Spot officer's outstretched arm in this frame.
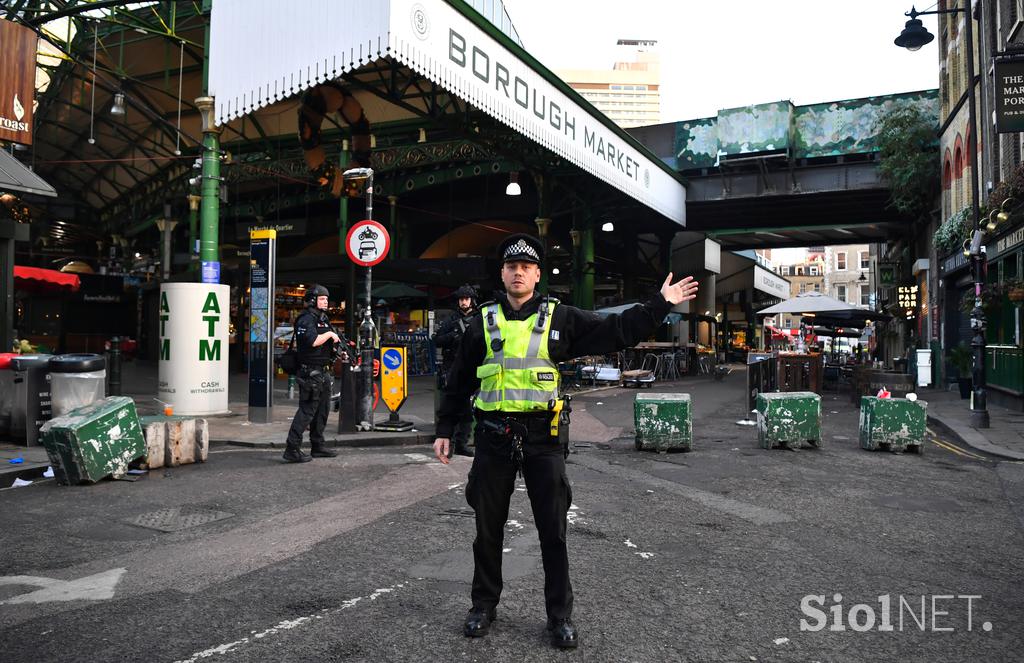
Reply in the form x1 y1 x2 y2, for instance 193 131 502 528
433 437 451 464
660 273 699 305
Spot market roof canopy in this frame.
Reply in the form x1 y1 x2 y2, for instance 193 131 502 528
207 0 686 225
13 265 80 294
757 291 868 316
0 150 57 198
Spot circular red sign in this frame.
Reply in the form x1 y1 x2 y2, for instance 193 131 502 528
345 220 391 267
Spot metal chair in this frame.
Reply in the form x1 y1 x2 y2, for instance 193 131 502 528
657 352 679 380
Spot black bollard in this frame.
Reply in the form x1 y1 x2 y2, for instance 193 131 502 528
338 357 358 433
107 336 122 396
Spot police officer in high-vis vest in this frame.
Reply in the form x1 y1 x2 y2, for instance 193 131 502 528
433 234 699 649
283 284 347 463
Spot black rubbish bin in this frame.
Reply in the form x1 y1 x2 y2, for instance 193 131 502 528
10 354 54 446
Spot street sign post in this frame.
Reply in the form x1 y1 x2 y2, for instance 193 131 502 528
375 345 414 431
345 220 390 267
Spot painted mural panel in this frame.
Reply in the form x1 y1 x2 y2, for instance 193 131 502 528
716 101 794 156
674 117 718 169
793 90 939 158
672 90 938 170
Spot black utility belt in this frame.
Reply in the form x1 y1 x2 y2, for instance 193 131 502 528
299 363 332 372
475 411 553 433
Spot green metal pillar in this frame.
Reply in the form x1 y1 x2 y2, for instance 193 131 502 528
187 193 199 271
388 195 400 259
572 210 595 310
536 217 552 292
338 143 356 336
533 172 552 292
195 96 220 283
622 233 638 302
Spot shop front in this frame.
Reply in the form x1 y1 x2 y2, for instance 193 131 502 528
983 226 1024 408
939 249 973 385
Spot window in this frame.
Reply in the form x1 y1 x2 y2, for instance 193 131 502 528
810 266 819 276
814 283 821 292
860 285 870 307
799 283 807 294
783 317 792 329
836 252 847 270
836 285 847 302
859 251 869 270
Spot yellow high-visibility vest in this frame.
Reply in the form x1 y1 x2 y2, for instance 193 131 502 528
474 300 559 412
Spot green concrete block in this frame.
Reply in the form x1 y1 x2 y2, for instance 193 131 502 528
756 392 821 450
858 396 927 453
39 396 145 485
634 393 692 452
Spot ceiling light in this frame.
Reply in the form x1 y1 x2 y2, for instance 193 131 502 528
506 171 521 196
601 222 614 232
552 268 560 275
110 91 126 116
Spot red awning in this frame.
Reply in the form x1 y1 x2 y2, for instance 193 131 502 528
13 266 81 294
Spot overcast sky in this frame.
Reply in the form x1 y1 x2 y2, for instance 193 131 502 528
504 0 941 263
504 0 941 124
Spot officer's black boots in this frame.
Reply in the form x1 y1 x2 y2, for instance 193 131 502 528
310 446 338 458
452 441 475 457
463 606 496 637
282 447 312 463
547 618 579 649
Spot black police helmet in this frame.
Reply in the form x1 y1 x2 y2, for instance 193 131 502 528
453 284 478 301
304 284 329 303
498 233 543 266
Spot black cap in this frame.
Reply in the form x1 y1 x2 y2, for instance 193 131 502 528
498 233 543 266
453 284 478 301
304 283 329 302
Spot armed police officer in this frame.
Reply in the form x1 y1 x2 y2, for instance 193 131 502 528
283 284 348 463
433 234 698 649
431 284 479 457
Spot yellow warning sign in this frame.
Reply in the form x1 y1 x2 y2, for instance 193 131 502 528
380 346 408 413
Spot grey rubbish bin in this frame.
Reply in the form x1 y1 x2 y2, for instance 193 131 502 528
10 354 53 446
49 354 107 418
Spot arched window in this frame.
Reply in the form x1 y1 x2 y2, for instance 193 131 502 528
942 152 953 219
954 141 964 212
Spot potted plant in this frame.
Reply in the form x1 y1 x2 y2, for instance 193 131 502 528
959 287 1002 313
949 343 973 399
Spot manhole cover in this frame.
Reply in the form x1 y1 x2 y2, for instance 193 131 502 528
127 506 234 532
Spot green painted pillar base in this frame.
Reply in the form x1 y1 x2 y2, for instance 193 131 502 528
196 96 221 284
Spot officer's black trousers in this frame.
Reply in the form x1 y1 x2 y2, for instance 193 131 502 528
465 423 573 620
285 367 332 449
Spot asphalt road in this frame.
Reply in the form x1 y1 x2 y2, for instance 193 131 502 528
1 370 1022 662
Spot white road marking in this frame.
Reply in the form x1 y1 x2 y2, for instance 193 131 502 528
173 581 413 663
0 568 125 604
574 454 793 526
403 453 430 463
